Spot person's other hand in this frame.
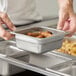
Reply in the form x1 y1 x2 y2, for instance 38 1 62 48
0 12 16 40
57 0 76 36
57 9 76 36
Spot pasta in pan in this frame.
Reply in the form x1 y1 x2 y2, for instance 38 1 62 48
57 39 76 56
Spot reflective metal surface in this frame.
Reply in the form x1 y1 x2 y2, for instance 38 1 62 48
46 60 76 76
0 40 70 76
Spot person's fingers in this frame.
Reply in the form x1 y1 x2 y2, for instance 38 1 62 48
0 23 14 40
67 17 76 36
62 21 70 31
57 11 68 30
57 17 65 30
0 12 16 31
0 18 4 24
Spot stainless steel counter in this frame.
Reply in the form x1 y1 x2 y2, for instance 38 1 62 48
0 19 74 76
0 40 70 76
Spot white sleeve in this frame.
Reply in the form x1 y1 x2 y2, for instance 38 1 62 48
0 0 7 12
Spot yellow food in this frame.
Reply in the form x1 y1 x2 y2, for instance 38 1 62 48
57 39 76 56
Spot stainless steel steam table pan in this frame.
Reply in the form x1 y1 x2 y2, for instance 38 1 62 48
52 35 76 60
46 60 76 76
13 26 65 54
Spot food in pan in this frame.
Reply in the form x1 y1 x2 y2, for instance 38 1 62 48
26 31 53 38
57 39 76 56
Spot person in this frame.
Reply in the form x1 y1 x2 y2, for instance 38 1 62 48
0 0 76 40
0 0 42 40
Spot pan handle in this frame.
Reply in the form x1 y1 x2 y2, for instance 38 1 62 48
65 31 70 36
10 31 16 35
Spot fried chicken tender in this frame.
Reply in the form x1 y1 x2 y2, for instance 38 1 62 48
26 31 52 38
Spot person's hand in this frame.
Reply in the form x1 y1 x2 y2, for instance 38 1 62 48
0 12 16 40
57 9 76 37
57 0 76 36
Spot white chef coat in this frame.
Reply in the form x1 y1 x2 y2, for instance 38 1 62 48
0 0 42 25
